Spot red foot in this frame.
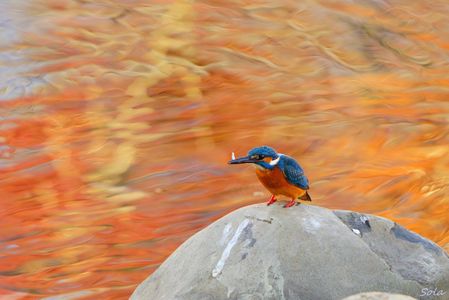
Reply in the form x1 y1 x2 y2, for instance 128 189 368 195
284 199 296 208
267 195 277 206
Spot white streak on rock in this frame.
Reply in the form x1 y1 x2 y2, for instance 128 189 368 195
310 218 321 229
352 228 361 235
212 219 250 278
302 216 321 233
219 223 232 246
232 152 236 160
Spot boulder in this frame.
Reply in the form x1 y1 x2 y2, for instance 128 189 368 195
131 203 449 300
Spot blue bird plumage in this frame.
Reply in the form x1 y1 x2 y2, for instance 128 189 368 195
278 155 310 190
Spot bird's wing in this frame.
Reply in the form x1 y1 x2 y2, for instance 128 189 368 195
280 155 310 190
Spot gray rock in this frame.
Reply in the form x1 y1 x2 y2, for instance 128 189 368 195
131 203 449 300
343 292 417 300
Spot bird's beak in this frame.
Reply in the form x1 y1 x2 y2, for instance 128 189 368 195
228 155 258 164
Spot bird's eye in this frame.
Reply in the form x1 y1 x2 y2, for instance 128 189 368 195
251 154 264 160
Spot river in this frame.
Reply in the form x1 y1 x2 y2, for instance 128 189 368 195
0 0 448 298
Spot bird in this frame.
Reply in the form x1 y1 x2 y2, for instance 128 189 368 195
228 146 311 208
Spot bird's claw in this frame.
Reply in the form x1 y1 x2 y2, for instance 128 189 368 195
267 195 277 206
283 199 296 208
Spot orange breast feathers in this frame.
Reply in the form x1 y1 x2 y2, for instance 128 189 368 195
255 165 306 199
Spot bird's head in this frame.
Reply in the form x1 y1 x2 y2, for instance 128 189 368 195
228 146 280 169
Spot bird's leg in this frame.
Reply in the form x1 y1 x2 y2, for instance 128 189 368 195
284 198 297 208
266 195 277 206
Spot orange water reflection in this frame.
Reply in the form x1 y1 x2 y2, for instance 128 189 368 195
0 0 448 299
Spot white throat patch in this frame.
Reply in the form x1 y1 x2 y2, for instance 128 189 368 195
269 154 282 166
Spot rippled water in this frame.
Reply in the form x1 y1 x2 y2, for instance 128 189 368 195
1 0 448 298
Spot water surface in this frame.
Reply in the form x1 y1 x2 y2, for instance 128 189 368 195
1 0 448 298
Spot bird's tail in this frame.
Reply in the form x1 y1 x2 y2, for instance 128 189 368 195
299 191 312 201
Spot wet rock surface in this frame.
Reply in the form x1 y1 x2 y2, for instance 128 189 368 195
131 203 449 300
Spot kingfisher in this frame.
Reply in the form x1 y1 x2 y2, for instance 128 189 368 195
228 146 311 208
